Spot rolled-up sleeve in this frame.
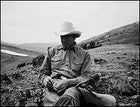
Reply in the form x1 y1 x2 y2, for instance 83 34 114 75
38 47 52 83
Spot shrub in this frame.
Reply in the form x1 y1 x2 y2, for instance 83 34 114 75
17 63 26 69
32 54 45 66
12 73 24 81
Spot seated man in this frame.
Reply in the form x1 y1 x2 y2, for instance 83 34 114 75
38 21 116 106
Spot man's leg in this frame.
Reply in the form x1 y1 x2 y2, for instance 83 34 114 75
54 87 80 106
77 87 116 106
43 88 60 106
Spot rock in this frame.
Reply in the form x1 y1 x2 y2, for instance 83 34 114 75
19 98 27 106
25 102 38 107
17 62 26 69
1 88 9 94
12 73 24 81
94 58 107 65
25 89 32 98
132 95 140 103
119 103 125 106
136 103 140 106
1 74 12 84
119 103 133 106
113 80 137 96
128 64 137 70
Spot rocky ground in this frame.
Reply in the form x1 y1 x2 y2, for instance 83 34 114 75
89 44 139 106
1 44 139 106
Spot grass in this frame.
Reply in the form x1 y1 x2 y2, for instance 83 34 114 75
1 44 139 106
1 53 34 73
88 44 139 72
88 44 139 106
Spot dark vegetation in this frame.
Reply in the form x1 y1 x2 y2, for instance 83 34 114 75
32 54 45 66
1 55 45 106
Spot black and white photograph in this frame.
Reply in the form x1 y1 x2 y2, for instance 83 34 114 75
1 1 139 106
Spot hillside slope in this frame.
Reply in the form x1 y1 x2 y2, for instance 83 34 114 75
79 21 139 49
1 43 41 72
17 42 59 53
87 44 139 106
1 43 40 57
1 44 139 106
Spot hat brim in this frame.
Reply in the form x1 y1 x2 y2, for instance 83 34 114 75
55 31 82 38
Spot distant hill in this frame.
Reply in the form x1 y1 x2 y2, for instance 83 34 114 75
1 43 40 57
1 41 60 53
1 42 59 72
1 41 18 46
17 42 60 53
79 21 139 49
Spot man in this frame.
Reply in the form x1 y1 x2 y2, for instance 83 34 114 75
39 22 116 106
39 21 92 106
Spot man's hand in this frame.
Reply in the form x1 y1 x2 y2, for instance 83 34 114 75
43 76 53 89
53 79 69 94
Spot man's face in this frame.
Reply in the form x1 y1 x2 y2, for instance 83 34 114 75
60 34 75 49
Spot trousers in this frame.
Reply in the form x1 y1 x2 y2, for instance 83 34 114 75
43 87 80 106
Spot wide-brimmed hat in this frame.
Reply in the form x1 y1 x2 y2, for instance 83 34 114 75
55 21 82 38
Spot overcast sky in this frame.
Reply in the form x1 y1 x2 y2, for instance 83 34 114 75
1 1 139 44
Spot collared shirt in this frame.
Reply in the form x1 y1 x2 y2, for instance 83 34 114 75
39 44 92 83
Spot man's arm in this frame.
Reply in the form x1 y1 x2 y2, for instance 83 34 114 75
64 51 92 87
38 47 52 84
77 51 92 83
52 51 92 93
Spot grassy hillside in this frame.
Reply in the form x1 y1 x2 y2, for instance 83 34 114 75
88 44 139 73
79 21 139 49
1 43 42 72
1 53 33 73
1 44 139 106
87 44 139 106
17 42 59 53
1 43 41 56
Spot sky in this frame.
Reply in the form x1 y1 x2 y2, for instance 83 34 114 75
1 1 139 44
